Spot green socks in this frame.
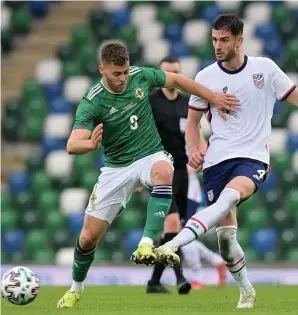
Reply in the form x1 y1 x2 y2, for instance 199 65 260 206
72 239 96 282
143 185 173 240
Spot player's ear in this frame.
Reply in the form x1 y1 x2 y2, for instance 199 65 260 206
98 64 104 75
237 35 243 47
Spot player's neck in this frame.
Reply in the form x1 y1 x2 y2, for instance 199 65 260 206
101 77 122 94
162 88 179 101
222 53 245 71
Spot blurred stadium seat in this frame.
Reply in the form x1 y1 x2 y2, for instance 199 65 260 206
1 0 297 265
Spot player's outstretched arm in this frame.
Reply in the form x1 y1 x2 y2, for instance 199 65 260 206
186 110 205 169
199 129 208 153
285 87 298 108
66 124 103 154
163 72 240 116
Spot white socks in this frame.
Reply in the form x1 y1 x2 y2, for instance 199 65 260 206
166 188 240 251
139 237 153 245
217 226 253 292
71 280 84 293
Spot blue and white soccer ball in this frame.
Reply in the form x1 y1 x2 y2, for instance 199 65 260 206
1 266 40 305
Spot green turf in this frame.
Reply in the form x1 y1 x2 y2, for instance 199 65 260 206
2 285 298 315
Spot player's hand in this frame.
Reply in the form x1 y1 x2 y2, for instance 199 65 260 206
134 186 144 193
188 150 205 169
90 123 103 150
212 93 240 119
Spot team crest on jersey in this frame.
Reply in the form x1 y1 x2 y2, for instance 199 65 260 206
252 73 264 89
222 86 230 113
207 190 214 202
135 87 144 99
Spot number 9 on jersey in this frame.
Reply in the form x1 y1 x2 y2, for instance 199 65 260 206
130 115 138 130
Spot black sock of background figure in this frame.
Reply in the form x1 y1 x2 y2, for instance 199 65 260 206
149 236 166 284
163 233 185 283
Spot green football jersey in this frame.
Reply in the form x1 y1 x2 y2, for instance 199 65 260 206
73 66 166 167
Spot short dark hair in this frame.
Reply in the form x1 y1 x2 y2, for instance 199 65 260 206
160 56 180 65
100 41 129 66
212 14 244 36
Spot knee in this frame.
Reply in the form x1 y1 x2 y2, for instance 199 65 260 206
79 230 99 250
216 227 237 262
226 177 256 200
218 208 238 227
151 162 173 185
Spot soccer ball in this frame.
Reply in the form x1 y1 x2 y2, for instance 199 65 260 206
1 266 40 305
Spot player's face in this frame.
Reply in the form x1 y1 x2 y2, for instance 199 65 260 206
212 29 242 62
160 61 180 91
99 62 130 93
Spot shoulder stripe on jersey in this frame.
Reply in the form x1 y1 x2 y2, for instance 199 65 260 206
130 66 140 71
129 69 141 76
129 69 141 74
87 87 103 100
87 86 102 100
280 84 296 102
87 84 101 99
188 104 208 111
87 83 101 94
129 66 140 72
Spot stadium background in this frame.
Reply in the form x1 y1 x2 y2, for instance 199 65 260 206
1 0 298 286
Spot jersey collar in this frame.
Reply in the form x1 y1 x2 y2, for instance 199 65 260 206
100 78 127 94
217 55 248 75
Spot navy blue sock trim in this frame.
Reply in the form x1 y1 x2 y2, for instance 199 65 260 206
76 239 96 256
229 263 246 274
151 193 172 199
151 185 172 199
185 226 198 239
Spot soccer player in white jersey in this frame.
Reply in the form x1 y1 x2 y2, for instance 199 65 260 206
154 14 298 308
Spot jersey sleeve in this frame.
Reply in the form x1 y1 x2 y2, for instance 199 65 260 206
141 67 167 88
267 58 296 101
188 72 209 111
72 97 97 131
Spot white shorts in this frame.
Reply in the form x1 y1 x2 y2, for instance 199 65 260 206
85 151 173 224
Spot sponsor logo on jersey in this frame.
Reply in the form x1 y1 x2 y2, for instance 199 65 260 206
135 87 144 99
207 190 214 202
252 73 264 89
109 107 118 115
154 211 166 217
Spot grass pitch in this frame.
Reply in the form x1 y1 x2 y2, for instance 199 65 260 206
2 285 298 315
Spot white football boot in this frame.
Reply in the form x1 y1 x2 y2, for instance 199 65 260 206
237 287 256 308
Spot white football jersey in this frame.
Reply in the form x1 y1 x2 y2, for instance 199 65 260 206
189 55 296 169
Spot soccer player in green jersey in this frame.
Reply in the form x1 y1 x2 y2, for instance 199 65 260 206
57 42 239 308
